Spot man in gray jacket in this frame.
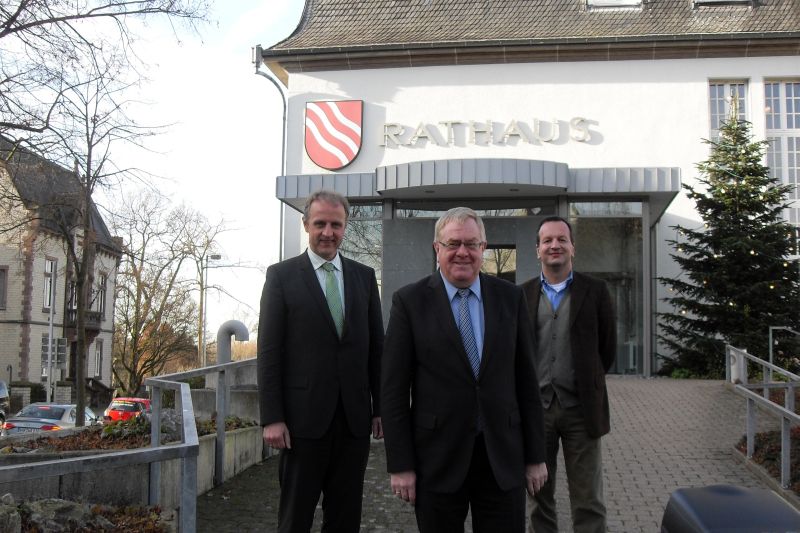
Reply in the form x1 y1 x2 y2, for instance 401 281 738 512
522 216 616 533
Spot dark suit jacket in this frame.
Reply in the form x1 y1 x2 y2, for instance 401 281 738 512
521 271 616 438
257 252 383 439
381 272 545 493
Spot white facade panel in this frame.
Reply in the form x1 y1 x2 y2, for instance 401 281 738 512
282 56 797 246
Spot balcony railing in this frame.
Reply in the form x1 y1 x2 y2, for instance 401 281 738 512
66 310 102 330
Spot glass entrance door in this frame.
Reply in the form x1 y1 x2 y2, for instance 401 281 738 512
569 209 643 374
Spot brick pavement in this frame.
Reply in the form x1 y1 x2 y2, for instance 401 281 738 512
197 377 782 532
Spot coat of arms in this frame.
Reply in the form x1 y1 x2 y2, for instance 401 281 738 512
304 100 363 170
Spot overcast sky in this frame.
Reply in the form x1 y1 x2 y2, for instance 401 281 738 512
112 0 306 338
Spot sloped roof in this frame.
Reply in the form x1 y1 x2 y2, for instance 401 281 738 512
0 137 120 255
261 0 800 70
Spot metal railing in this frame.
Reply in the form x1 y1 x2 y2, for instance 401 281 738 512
66 309 102 329
726 344 800 488
0 320 251 532
0 378 199 530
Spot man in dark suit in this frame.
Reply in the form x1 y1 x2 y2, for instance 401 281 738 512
257 190 383 533
522 215 616 533
381 207 548 533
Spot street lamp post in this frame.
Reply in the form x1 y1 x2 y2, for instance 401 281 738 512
201 254 222 367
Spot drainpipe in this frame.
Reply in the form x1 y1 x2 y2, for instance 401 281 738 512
214 319 249 486
216 320 250 364
253 45 287 262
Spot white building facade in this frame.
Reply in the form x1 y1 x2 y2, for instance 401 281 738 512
258 0 800 376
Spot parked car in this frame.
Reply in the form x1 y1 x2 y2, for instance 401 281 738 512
103 397 151 423
0 381 9 424
1 402 100 435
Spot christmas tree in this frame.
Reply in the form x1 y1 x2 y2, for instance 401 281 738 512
659 103 800 378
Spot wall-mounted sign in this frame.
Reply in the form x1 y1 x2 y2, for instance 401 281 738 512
305 100 363 170
381 118 593 147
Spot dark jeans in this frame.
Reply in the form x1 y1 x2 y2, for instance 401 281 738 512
529 398 606 533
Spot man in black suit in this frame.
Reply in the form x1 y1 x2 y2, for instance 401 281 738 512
381 206 548 533
257 190 383 533
522 216 616 533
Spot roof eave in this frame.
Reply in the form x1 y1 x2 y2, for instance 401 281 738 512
260 33 800 71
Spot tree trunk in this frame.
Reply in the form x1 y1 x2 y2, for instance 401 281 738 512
74 187 96 426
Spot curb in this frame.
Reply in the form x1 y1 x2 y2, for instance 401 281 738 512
732 447 800 511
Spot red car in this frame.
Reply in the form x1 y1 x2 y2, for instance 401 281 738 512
103 397 151 423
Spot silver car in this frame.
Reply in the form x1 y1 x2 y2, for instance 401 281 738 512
1 402 100 435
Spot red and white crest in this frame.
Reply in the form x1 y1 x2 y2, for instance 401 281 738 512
304 100 363 170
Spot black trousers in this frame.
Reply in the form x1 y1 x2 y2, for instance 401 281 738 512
277 401 370 533
414 434 526 533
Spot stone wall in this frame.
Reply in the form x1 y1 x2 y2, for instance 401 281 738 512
53 385 71 404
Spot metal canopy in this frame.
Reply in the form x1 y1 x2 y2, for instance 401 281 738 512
276 158 680 224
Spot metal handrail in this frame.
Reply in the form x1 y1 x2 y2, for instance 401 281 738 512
0 320 250 533
768 326 800 384
0 379 198 531
727 344 800 489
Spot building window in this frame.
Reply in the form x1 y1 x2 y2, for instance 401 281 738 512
695 0 750 5
765 81 800 225
67 280 77 310
94 339 103 378
587 0 640 7
341 203 383 285
41 334 67 379
43 258 56 310
709 81 747 140
92 273 107 316
570 202 643 217
0 266 7 310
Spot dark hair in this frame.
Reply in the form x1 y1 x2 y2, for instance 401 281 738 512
536 216 573 245
302 190 350 222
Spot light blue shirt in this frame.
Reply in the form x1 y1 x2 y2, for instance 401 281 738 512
541 270 573 312
308 249 345 314
440 272 484 357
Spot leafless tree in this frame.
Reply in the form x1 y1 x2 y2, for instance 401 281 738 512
0 0 209 140
340 205 382 273
44 49 161 424
482 247 516 281
1 1 211 425
111 190 221 395
182 211 226 366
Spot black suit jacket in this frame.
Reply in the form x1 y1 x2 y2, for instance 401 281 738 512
257 252 383 439
381 272 546 493
521 271 616 438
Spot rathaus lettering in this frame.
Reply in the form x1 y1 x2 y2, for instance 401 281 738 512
381 118 593 147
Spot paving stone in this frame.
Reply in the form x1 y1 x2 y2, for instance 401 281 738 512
197 377 784 532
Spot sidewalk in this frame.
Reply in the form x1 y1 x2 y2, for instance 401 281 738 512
197 377 782 532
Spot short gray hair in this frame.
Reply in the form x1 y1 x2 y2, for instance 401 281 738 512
434 207 486 243
302 190 350 222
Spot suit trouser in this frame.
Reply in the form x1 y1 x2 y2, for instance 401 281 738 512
277 401 370 533
529 398 606 533
415 434 526 533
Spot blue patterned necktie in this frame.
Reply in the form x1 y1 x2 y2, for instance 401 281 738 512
457 288 480 378
322 262 344 338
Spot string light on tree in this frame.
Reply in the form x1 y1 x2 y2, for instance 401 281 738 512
658 93 799 377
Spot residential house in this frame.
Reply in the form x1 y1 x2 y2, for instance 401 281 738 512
0 137 121 403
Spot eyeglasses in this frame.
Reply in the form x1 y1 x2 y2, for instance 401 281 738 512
437 240 484 251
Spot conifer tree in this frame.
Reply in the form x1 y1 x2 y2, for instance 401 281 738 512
659 105 800 378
